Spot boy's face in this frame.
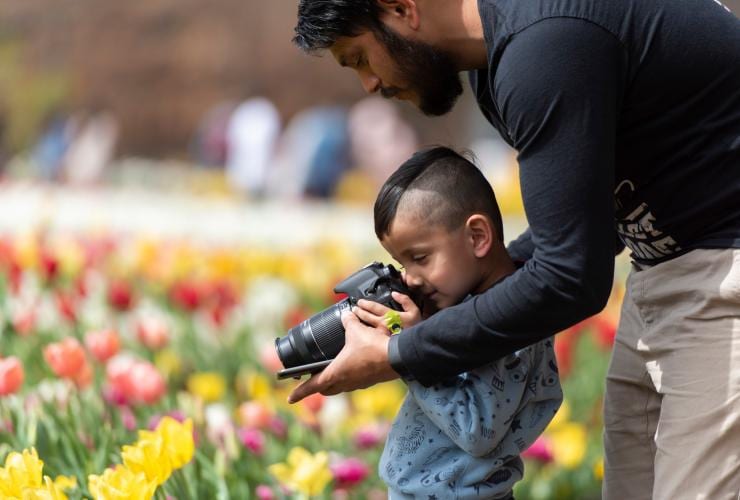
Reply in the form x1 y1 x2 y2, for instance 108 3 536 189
380 210 483 310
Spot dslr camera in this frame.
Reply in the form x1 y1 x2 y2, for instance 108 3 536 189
275 262 411 379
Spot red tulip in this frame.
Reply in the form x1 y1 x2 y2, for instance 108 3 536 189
0 356 24 396
108 280 135 312
237 427 266 455
170 280 202 311
55 291 78 324
85 329 121 362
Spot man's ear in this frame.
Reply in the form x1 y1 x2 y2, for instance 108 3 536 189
376 0 420 30
465 214 494 258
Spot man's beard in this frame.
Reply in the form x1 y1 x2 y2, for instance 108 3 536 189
376 25 463 116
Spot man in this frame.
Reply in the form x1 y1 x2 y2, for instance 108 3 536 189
290 1 740 498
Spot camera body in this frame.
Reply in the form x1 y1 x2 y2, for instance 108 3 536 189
275 262 410 379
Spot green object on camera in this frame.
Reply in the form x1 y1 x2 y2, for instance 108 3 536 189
384 310 403 334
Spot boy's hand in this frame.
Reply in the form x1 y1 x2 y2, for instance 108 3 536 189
354 291 421 331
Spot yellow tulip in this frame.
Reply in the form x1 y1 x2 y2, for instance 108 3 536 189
546 401 571 431
0 447 44 497
187 372 227 402
88 465 157 500
350 382 405 421
17 476 70 500
122 434 172 485
593 457 604 480
268 447 333 497
153 417 195 470
548 422 588 469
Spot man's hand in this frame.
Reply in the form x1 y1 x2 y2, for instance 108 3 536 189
287 310 400 404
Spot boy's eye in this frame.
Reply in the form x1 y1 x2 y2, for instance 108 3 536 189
412 255 427 264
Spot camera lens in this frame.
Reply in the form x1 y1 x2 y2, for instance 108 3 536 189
275 298 352 368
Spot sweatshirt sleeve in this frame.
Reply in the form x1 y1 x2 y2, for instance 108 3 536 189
403 366 522 457
391 18 626 385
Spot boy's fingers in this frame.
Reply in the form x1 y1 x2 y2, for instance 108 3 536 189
391 291 415 311
352 306 381 326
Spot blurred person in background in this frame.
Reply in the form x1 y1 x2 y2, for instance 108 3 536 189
191 101 236 168
225 96 281 199
290 1 740 499
63 106 119 186
32 107 75 182
267 105 351 199
347 96 417 188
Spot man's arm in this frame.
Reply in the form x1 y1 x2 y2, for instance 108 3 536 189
506 228 534 264
393 18 626 385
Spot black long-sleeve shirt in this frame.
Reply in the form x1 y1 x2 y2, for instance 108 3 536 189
390 0 740 385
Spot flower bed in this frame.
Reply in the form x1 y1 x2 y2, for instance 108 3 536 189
0 230 626 499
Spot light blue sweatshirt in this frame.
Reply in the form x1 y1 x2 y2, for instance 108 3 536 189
380 338 562 499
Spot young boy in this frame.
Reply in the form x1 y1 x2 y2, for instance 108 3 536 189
354 146 563 499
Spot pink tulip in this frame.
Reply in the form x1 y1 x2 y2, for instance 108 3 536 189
330 457 370 488
0 356 24 396
522 436 554 463
44 338 87 379
127 361 166 404
255 485 275 500
106 355 166 405
136 317 170 350
237 427 265 455
85 329 121 363
11 308 36 337
353 425 385 449
237 401 273 430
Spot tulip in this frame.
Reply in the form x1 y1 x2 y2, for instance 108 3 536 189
330 457 369 489
522 436 554 463
255 484 276 500
55 290 78 324
44 338 87 379
107 280 135 312
187 372 226 402
268 447 333 497
237 401 273 430
11 308 36 337
136 316 170 350
0 356 24 396
237 427 266 455
127 361 167 404
88 465 157 500
169 280 202 311
85 329 121 363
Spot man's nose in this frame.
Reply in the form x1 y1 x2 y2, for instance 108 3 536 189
358 69 381 94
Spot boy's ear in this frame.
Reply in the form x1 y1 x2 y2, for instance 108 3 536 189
465 214 494 258
376 0 420 30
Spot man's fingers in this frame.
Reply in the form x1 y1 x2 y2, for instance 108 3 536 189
288 371 330 403
356 299 390 315
352 307 382 327
340 309 360 328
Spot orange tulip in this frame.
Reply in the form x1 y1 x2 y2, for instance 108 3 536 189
44 338 87 379
85 329 121 363
0 356 24 396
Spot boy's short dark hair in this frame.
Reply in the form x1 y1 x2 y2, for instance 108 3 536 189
374 146 505 242
294 0 383 53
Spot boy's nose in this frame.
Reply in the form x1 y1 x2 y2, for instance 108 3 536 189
402 270 423 289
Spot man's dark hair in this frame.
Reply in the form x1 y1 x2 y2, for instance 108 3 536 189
374 146 505 242
294 0 383 53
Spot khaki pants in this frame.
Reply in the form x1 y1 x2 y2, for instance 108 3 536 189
603 249 740 500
